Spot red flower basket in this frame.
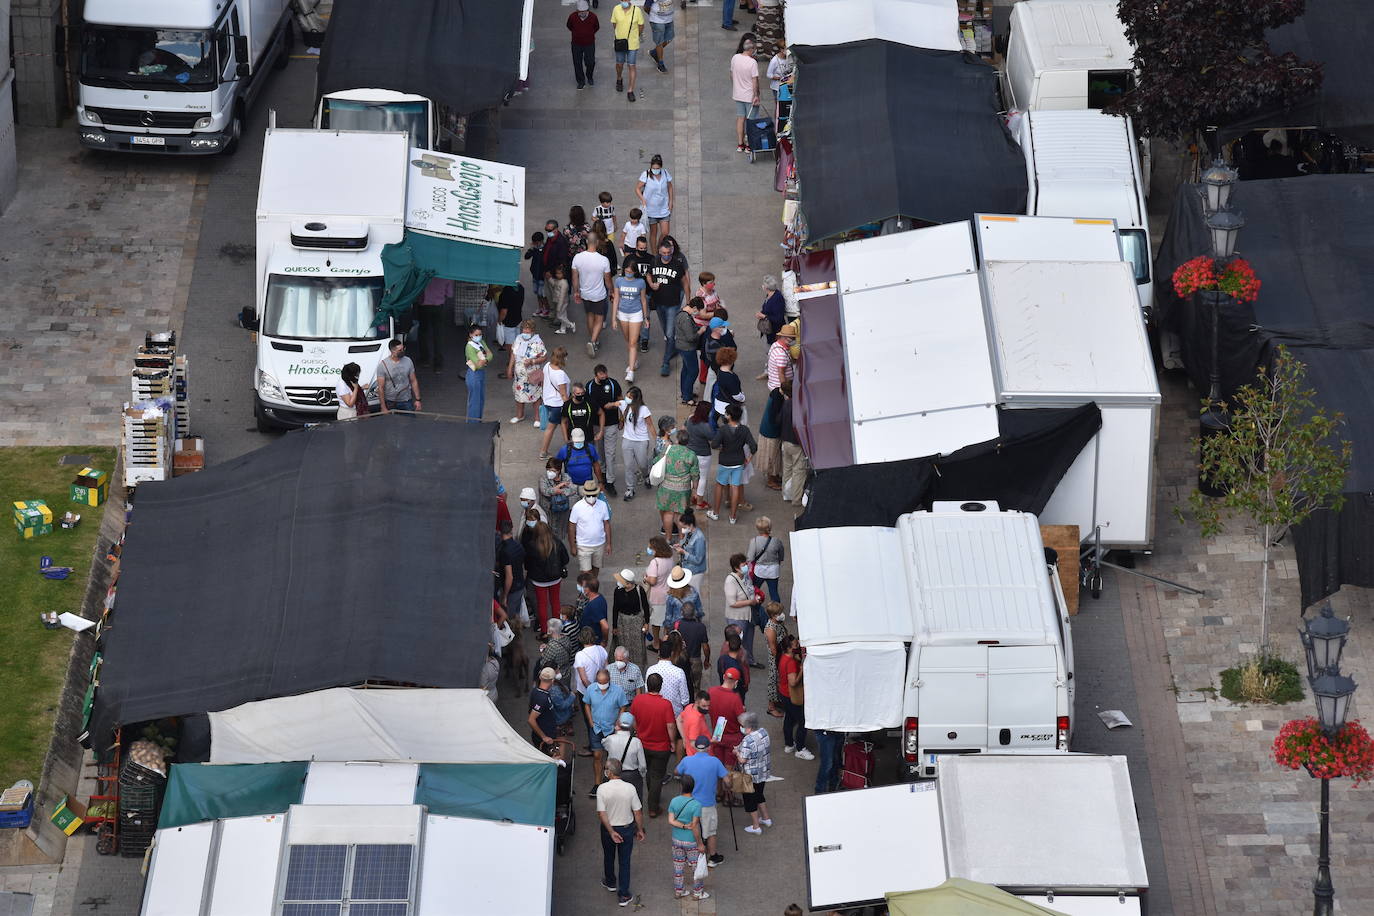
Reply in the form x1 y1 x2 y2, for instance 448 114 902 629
1172 255 1262 303
1273 718 1374 785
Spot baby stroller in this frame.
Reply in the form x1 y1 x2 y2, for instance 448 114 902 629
551 740 577 854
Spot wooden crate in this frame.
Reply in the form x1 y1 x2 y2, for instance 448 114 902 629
1040 524 1081 617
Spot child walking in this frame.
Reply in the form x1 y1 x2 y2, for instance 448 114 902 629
525 232 548 317
548 264 574 335
593 191 617 242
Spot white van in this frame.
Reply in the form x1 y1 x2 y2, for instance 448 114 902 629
791 501 1075 781
251 128 408 430
1018 109 1152 314
1001 0 1134 112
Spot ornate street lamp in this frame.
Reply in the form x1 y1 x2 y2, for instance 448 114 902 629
1199 158 1239 216
1206 207 1246 262
1299 608 1357 916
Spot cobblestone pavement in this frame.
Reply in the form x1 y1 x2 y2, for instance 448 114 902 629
0 130 200 448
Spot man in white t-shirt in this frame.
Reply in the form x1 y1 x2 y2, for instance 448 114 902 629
574 628 610 756
569 479 613 576
572 246 613 359
647 0 675 73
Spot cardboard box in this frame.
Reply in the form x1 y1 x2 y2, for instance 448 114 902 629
70 467 109 507
14 500 53 536
17 522 54 539
49 795 86 836
173 437 205 472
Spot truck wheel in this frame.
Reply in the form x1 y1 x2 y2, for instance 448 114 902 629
254 402 273 433
222 110 243 155
274 22 293 70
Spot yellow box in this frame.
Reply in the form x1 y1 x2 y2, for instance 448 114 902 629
70 468 109 507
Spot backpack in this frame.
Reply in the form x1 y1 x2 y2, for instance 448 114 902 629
550 484 570 513
840 739 875 790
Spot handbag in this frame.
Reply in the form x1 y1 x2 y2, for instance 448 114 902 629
492 619 515 649
528 365 545 386
614 37 629 52
757 314 773 336
649 449 669 486
728 769 755 795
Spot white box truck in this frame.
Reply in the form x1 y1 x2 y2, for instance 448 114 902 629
804 754 1149 913
76 0 293 154
1001 0 1134 112
315 89 455 153
1018 109 1153 315
791 501 1075 781
251 128 408 431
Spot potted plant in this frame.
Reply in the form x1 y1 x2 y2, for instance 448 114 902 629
1171 254 1262 303
1274 718 1374 786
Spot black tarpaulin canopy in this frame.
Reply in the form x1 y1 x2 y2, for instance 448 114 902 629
791 41 1027 243
317 0 529 115
1154 174 1374 607
89 416 498 748
1217 0 1374 146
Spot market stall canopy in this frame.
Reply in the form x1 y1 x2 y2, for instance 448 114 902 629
317 0 534 114
1154 174 1374 607
1217 0 1374 146
88 416 498 749
379 151 526 318
785 0 961 52
887 879 1067 916
209 688 551 765
791 41 1026 243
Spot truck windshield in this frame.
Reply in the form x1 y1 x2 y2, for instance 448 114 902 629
320 98 431 148
81 26 216 89
1119 229 1150 285
263 276 387 340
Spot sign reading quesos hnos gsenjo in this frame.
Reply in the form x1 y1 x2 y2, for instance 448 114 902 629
405 147 526 249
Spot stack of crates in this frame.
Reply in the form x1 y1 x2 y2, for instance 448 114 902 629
132 332 190 440
172 355 191 439
116 758 164 858
124 332 190 488
122 402 172 487
13 500 53 538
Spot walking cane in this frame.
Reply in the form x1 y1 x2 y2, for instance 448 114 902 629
726 770 740 852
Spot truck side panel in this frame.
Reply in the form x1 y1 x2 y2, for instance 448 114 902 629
247 0 290 68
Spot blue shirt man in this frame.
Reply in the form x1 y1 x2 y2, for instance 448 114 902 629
585 673 630 739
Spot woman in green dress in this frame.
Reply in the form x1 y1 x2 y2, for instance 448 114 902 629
656 429 700 539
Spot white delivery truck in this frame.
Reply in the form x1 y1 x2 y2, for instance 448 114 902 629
76 0 292 154
792 501 1075 781
804 754 1149 913
250 128 408 431
1018 109 1153 315
1001 0 1134 112
315 89 453 152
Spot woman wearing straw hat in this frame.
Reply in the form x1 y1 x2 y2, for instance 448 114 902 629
613 568 652 671
664 566 702 630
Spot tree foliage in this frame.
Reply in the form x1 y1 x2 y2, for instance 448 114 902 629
1114 0 1324 141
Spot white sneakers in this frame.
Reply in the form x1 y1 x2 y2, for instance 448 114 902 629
783 745 794 754
744 825 762 835
795 748 815 761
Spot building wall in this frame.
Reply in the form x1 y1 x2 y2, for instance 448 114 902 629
11 0 66 128
1 0 18 213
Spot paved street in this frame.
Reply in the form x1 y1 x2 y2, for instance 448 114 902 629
2 1 1372 915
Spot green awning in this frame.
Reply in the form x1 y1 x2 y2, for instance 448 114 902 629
416 763 556 827
159 762 308 829
378 230 520 324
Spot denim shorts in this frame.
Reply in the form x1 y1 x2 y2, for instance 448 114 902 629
735 100 756 118
588 727 607 752
615 48 638 65
716 463 744 486
651 21 675 44
541 403 562 427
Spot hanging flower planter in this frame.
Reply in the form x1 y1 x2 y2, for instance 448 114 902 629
1273 718 1374 785
1172 255 1262 303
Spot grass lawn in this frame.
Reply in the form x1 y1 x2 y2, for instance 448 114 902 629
0 446 116 791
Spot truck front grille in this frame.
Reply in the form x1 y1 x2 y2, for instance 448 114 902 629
88 107 203 129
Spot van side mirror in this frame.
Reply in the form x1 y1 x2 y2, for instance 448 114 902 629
234 35 249 63
238 306 259 331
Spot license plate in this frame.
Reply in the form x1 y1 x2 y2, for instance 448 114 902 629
131 135 165 146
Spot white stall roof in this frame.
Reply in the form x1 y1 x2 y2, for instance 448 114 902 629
791 526 915 645
803 642 908 731
900 508 1058 644
984 260 1159 398
209 687 552 765
141 815 287 916
975 213 1124 263
420 814 553 914
805 782 946 910
941 755 1149 890
1019 896 1143 916
301 762 420 806
836 223 999 463
258 128 408 220
786 0 961 52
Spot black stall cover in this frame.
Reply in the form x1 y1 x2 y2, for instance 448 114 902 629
791 41 1026 243
89 416 498 749
1218 0 1374 147
1154 175 1374 607
797 404 1101 531
317 0 527 114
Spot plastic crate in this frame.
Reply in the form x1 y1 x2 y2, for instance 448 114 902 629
0 795 35 829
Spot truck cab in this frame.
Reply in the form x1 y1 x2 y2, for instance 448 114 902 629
252 129 408 430
314 88 467 153
76 0 292 154
1001 0 1135 112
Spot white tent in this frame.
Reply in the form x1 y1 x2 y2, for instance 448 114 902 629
785 0 962 52
208 686 549 764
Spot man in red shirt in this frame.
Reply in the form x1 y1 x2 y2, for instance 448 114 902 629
566 1 601 91
628 671 679 816
707 667 746 768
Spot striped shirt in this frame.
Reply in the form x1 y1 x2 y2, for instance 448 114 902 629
766 339 793 391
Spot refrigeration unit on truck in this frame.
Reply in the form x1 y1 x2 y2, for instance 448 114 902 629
1018 109 1153 314
804 754 1149 913
76 0 293 154
791 501 1075 781
250 128 408 430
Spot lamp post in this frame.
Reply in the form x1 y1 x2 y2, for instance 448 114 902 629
1199 158 1239 216
1196 171 1244 495
1298 605 1357 916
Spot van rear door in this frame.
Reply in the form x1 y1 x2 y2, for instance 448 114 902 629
986 645 1059 749
915 646 989 766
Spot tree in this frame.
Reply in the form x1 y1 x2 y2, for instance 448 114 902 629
1184 346 1350 653
1114 0 1323 142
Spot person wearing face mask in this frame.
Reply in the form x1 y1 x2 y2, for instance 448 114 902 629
566 0 600 90
612 569 652 671
539 459 574 540
645 237 689 377
517 487 549 526
569 479 613 577
509 319 548 424
636 155 675 257
611 261 648 381
730 36 761 149
586 364 624 498
522 515 570 636
608 643 646 697
464 324 493 422
674 511 708 578
495 519 527 627
618 386 653 500
561 383 598 446
610 0 646 103
656 429 699 540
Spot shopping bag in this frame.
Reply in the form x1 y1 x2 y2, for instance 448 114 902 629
649 451 668 487
693 849 709 881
